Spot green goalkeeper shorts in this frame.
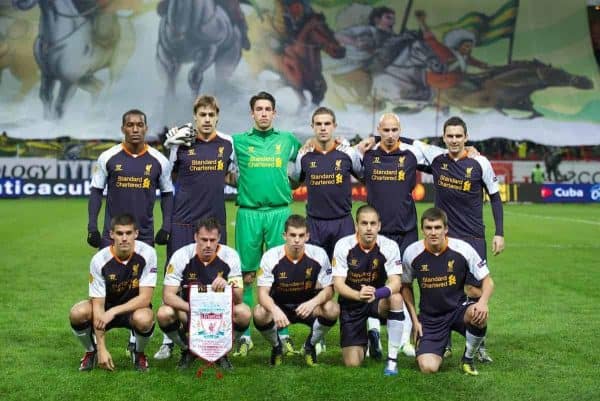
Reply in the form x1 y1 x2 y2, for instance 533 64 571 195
235 206 290 273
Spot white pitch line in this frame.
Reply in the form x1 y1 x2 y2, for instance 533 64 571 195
505 211 600 226
508 243 600 249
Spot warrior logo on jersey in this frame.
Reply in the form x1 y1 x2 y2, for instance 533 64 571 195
305 267 313 279
335 160 342 171
188 148 196 156
275 144 281 154
218 147 224 158
144 164 152 176
373 156 381 164
448 274 456 286
447 260 454 272
441 163 448 171
109 274 117 281
465 167 473 178
310 161 317 168
132 264 139 276
115 164 123 172
398 156 405 167
349 258 358 267
279 272 288 280
462 180 471 191
420 264 429 272
188 272 197 280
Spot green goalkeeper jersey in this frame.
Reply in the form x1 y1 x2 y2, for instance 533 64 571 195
233 128 301 208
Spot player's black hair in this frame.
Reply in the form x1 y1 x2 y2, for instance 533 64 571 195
311 106 337 124
368 6 395 26
420 207 448 228
355 204 380 222
284 214 307 232
121 109 147 126
110 213 138 230
250 91 276 110
443 116 467 135
194 217 222 235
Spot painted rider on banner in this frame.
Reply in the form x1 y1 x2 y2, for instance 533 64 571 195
415 10 491 91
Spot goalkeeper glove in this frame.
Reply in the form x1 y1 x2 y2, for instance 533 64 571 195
87 230 102 248
155 228 170 245
164 123 196 147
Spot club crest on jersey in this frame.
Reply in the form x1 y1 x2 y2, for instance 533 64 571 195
144 164 152 176
447 260 454 272
115 164 123 172
132 264 139 276
465 167 473 178
188 148 196 156
309 161 317 169
441 163 448 171
420 264 429 272
335 160 342 171
398 156 405 166
218 146 224 158
371 259 379 269
305 267 313 279
278 271 288 280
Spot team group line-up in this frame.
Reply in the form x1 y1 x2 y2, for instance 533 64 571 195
70 91 504 376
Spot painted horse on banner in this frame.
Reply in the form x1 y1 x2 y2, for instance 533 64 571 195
371 32 445 109
12 0 122 119
437 59 594 118
156 0 242 98
246 12 345 108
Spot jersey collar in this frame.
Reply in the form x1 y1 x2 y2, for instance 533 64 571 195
197 245 221 266
110 246 134 264
121 143 148 157
424 237 448 255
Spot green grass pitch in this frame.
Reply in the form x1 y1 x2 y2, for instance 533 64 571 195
0 199 598 401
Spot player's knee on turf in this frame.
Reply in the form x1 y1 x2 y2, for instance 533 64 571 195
252 304 271 325
69 300 92 325
131 308 154 332
342 346 365 367
417 354 442 374
243 271 256 285
234 303 252 326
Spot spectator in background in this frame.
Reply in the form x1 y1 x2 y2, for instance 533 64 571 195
544 149 563 182
531 163 545 184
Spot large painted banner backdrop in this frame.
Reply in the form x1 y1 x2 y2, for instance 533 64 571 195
0 0 598 145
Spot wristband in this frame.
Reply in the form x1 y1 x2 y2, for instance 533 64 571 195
374 286 391 300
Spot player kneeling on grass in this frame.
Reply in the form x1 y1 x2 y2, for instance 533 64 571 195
401 208 494 376
156 218 251 371
253 215 339 367
332 205 406 376
69 214 157 372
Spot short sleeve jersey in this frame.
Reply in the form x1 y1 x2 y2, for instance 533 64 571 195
163 243 242 300
169 131 234 226
402 238 490 316
362 142 427 234
412 140 500 238
90 144 173 242
232 128 301 208
333 234 402 308
257 244 332 304
89 240 157 309
295 142 362 219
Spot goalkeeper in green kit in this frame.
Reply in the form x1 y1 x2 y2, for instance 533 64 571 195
231 91 302 356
